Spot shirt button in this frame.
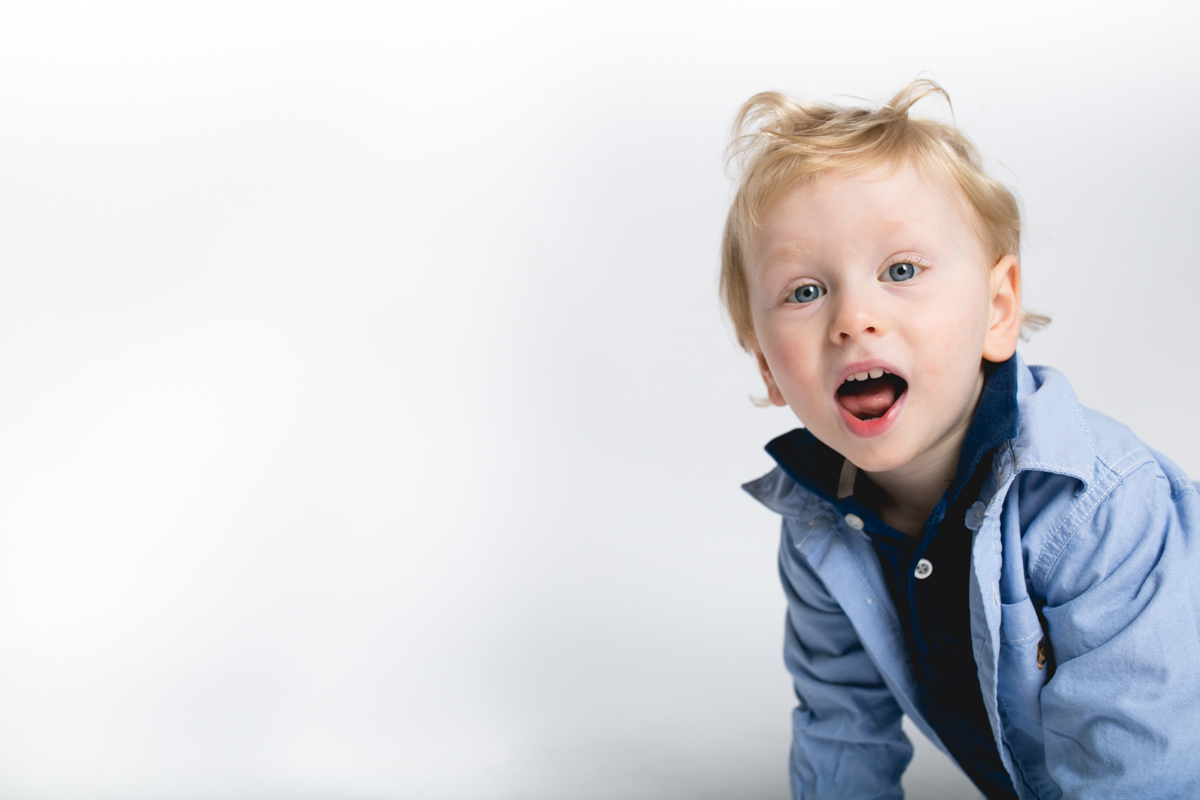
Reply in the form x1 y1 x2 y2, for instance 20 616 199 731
844 513 865 530
914 558 933 580
965 501 987 531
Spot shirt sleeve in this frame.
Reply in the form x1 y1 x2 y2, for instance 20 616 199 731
778 524 912 799
1033 461 1200 798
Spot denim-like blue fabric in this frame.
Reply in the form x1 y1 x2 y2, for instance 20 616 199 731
764 357 1020 797
744 356 1200 800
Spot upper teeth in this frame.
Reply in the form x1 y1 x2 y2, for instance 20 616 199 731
846 368 888 382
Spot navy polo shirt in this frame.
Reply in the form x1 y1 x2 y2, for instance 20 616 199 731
765 357 1019 799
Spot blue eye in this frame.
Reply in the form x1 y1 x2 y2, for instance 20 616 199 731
885 261 920 282
789 284 825 304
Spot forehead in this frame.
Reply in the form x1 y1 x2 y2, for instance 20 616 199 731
752 161 981 267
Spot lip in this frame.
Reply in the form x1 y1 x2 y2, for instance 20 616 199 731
834 359 907 439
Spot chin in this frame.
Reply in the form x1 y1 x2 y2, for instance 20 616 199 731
842 441 914 475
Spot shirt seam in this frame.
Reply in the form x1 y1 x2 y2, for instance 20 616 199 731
1169 475 1197 499
999 624 1042 644
1035 451 1155 587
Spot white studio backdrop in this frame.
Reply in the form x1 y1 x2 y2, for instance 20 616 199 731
0 2 1196 798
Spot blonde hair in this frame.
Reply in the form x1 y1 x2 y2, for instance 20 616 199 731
720 79 1048 351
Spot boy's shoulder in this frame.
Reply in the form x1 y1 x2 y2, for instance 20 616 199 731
1013 360 1192 497
1007 359 1198 602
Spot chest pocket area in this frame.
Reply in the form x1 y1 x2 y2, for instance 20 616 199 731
997 597 1061 799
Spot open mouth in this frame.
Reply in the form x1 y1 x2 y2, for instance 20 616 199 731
836 369 908 421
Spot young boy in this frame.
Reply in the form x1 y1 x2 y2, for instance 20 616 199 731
724 81 1200 799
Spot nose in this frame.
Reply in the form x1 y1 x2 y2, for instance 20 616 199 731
829 283 884 345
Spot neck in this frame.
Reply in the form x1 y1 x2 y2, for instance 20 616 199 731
863 370 984 537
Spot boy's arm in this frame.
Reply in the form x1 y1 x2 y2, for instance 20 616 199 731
778 528 911 800
1035 463 1200 798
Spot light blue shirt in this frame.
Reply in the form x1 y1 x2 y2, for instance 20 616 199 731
744 357 1200 799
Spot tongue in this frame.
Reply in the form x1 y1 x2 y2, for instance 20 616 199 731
838 379 898 420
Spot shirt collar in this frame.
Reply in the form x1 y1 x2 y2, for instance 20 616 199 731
763 356 1019 510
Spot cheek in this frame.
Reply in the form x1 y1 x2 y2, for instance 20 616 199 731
762 337 821 405
765 339 807 384
930 278 992 340
758 314 810 370
910 290 990 382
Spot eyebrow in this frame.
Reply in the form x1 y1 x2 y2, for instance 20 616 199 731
757 240 813 265
752 244 819 288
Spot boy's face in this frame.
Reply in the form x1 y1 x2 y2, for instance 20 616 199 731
747 162 1019 477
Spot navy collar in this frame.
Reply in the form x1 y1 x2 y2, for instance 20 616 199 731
948 355 1018 506
764 356 1019 514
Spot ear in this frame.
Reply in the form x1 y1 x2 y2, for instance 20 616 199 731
749 337 788 407
982 255 1022 362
